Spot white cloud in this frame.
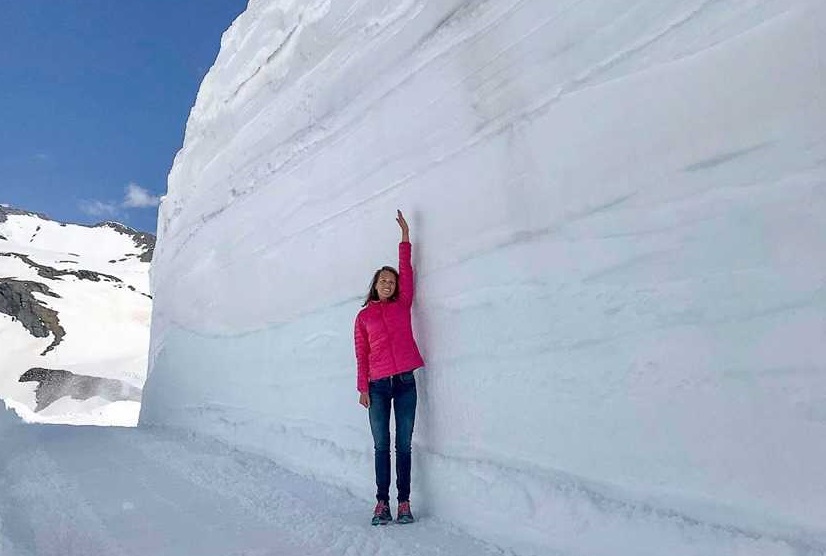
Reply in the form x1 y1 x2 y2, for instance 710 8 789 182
122 183 161 209
79 183 160 222
79 200 120 218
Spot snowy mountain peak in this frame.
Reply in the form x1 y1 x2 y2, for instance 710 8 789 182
0 206 153 426
0 206 155 264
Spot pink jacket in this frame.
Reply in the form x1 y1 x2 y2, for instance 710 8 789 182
354 241 425 392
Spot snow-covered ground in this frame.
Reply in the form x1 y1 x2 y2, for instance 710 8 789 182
0 210 151 425
1 403 823 556
0 404 519 556
141 0 826 552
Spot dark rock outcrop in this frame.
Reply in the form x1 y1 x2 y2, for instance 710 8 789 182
0 205 51 223
0 279 65 355
19 368 143 412
0 252 122 283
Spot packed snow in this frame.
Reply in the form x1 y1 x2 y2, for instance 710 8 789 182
0 403 520 556
0 211 151 425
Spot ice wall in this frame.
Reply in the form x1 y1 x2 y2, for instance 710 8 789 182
0 403 22 555
142 0 826 553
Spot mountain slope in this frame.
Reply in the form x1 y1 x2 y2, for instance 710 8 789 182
0 206 153 425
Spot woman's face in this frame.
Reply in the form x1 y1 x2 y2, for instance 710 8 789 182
375 270 397 301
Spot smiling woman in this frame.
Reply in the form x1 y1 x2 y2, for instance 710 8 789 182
0 0 249 233
354 210 425 526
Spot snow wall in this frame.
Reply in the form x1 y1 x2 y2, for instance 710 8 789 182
141 0 826 553
1 401 22 432
0 402 23 555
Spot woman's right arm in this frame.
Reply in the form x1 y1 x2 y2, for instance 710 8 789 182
354 314 370 407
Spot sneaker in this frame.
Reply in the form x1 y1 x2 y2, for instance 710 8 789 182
396 500 415 524
371 500 392 526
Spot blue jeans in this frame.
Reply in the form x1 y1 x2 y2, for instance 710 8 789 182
368 370 417 502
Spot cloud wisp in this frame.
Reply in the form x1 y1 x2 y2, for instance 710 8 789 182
79 200 120 218
123 183 161 208
79 183 162 220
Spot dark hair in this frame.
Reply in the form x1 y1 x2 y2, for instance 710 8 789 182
363 266 399 306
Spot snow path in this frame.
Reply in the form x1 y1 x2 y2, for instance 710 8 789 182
0 424 517 556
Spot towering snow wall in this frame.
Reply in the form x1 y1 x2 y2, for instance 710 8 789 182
142 0 826 553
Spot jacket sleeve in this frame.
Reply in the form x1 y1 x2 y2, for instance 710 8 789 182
397 241 414 306
354 313 370 393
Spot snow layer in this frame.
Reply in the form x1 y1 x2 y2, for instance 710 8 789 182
0 213 151 425
143 0 826 553
0 422 548 556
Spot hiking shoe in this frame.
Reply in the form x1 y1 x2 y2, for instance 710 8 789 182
371 500 392 526
396 500 415 524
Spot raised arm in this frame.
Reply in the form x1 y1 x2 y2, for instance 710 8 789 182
396 210 415 305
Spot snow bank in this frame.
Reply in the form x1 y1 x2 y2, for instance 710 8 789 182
0 399 22 431
142 0 826 553
0 401 22 555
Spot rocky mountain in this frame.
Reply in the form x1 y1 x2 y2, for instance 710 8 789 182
0 205 153 426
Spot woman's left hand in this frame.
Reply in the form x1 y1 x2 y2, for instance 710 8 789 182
396 210 409 242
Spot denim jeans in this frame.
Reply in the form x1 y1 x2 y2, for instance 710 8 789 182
368 370 417 502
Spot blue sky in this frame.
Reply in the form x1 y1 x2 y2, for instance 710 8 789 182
0 1 249 233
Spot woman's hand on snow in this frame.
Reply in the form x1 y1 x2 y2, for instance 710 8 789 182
396 210 409 243
359 392 370 408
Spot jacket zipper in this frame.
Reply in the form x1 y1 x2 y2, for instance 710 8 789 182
380 303 398 372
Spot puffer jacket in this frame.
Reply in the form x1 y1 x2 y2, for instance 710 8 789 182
354 241 425 392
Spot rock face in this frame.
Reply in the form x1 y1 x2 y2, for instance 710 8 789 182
0 279 65 355
0 206 153 425
0 206 49 223
0 252 123 283
19 368 142 412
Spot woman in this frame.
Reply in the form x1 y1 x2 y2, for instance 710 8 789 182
354 210 425 526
